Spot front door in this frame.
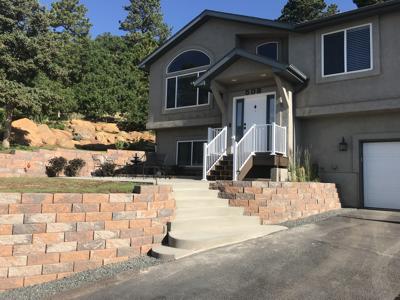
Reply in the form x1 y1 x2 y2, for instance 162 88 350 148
235 93 276 141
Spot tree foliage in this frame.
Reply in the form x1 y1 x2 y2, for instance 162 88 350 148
353 0 387 7
278 0 340 23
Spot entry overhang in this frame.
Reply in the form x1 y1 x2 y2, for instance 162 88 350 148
193 48 308 89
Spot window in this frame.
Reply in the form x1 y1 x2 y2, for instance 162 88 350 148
168 50 210 73
166 71 210 109
257 42 279 60
322 24 372 77
166 50 211 110
177 141 206 166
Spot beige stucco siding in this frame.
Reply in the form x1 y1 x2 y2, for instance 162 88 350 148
299 111 400 207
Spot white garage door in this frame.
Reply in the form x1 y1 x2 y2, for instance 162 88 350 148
363 142 400 210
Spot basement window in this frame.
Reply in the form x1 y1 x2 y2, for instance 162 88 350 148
322 24 372 77
176 140 206 166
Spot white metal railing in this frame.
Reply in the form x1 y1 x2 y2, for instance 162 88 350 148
203 127 228 180
207 127 224 143
233 123 287 180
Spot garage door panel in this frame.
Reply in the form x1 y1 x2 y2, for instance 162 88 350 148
363 142 400 210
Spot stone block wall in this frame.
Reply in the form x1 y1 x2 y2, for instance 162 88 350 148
0 185 174 291
211 181 341 224
0 149 144 178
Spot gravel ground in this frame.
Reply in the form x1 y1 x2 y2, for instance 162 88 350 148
0 256 167 300
279 208 355 228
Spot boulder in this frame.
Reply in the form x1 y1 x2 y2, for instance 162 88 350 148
95 123 120 134
37 124 57 146
11 118 43 147
69 120 96 140
95 132 116 144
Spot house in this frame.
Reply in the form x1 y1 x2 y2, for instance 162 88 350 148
139 1 400 210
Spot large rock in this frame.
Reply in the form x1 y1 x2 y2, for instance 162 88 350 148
95 132 116 144
69 120 96 140
95 123 120 134
37 124 57 146
11 118 43 147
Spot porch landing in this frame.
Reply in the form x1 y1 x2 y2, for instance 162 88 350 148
150 179 286 259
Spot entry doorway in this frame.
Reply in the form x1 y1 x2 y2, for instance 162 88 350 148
233 92 276 141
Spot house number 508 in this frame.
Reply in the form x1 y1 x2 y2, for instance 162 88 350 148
245 88 262 95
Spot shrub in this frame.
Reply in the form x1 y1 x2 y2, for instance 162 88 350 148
93 162 116 177
115 140 127 150
46 157 68 177
64 159 86 177
289 147 319 182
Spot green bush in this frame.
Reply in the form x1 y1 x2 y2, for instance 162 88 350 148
289 147 319 182
46 157 68 177
115 140 127 150
93 162 116 177
64 159 86 177
47 121 66 130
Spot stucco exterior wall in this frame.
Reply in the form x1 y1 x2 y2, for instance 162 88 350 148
299 111 400 208
156 126 208 166
291 11 400 116
147 18 290 130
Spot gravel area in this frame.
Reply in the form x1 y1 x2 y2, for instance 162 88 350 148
279 208 355 228
0 256 167 300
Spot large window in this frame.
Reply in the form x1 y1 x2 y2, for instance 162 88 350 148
166 50 211 109
177 140 206 166
257 42 279 61
322 24 372 77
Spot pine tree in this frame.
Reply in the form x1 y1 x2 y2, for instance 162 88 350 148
0 0 63 148
278 0 340 23
353 0 387 8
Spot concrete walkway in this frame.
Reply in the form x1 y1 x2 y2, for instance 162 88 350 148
55 210 400 300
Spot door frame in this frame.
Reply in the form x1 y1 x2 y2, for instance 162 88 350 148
232 92 276 140
360 139 400 211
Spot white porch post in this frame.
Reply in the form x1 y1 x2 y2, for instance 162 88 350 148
202 142 207 181
271 122 276 155
232 137 238 181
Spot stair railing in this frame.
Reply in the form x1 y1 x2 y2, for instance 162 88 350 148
203 126 228 180
233 123 287 181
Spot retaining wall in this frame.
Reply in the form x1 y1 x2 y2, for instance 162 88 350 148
0 149 144 178
0 185 174 291
211 181 341 224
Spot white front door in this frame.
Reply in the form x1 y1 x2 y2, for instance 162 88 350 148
234 93 275 141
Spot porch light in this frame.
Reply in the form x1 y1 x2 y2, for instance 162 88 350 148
231 79 238 82
339 137 348 152
260 73 267 77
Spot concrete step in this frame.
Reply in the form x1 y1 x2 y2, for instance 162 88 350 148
175 207 244 219
173 190 218 198
175 199 229 208
168 216 260 231
168 225 286 251
151 245 193 260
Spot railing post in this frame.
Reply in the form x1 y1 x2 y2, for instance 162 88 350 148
224 126 228 155
202 142 207 181
207 128 213 143
233 139 238 181
271 122 276 155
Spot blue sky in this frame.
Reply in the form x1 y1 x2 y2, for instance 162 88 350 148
39 0 357 37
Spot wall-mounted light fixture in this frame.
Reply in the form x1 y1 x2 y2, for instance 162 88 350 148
339 137 348 152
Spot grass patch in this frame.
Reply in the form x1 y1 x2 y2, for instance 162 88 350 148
0 178 146 193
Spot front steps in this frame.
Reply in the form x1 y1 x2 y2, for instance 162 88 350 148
206 154 233 181
151 180 286 260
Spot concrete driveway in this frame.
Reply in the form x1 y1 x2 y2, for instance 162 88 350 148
56 210 400 300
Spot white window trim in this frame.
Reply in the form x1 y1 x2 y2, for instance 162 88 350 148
165 71 211 110
321 23 373 78
256 42 279 61
176 140 207 166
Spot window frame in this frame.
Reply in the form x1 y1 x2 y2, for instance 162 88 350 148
165 70 211 110
176 140 207 166
321 23 373 78
256 42 279 61
165 49 211 111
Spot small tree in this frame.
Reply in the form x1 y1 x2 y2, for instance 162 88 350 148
278 0 339 23
353 0 387 8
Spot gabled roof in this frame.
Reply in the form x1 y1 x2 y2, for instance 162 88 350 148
138 10 294 69
139 0 400 70
193 48 308 87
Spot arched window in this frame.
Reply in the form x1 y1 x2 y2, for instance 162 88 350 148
257 42 279 61
166 50 211 109
167 50 210 73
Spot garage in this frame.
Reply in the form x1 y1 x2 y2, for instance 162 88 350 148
363 142 400 210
